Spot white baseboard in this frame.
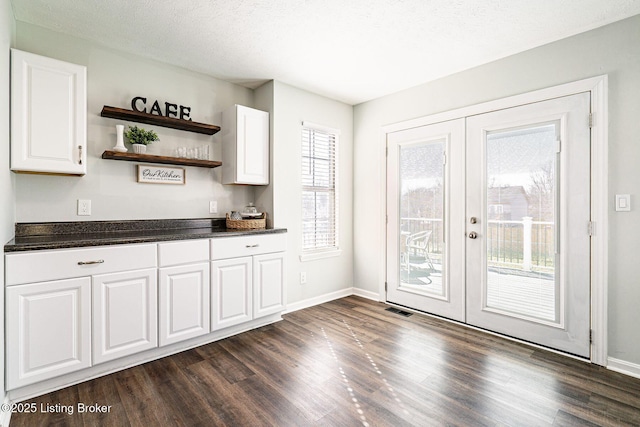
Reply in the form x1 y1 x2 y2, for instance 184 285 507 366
1 395 11 427
283 287 380 314
283 288 353 314
352 287 380 301
607 357 640 379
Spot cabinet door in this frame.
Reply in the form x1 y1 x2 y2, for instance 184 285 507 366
222 105 269 185
211 257 253 330
159 263 210 346
253 252 286 318
92 269 157 364
6 277 91 390
10 49 87 175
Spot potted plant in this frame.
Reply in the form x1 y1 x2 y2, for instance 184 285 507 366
124 125 159 154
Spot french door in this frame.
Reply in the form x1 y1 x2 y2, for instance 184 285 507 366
386 93 592 357
386 119 465 321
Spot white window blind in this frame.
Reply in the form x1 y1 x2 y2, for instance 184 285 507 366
302 124 338 252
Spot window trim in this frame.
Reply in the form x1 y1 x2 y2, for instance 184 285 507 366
301 121 340 256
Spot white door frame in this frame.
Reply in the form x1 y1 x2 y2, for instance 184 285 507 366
380 75 608 366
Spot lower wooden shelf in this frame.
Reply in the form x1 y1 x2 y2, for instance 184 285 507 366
102 150 222 168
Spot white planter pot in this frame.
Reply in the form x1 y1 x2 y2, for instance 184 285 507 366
132 144 147 154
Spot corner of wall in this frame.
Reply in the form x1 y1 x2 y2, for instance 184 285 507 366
1 0 17 416
253 81 275 228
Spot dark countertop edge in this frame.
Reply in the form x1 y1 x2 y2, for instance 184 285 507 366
4 228 287 253
13 218 228 237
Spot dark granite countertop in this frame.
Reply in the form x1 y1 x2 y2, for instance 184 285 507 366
4 218 287 252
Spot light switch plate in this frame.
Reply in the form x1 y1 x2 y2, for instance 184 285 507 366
615 194 631 212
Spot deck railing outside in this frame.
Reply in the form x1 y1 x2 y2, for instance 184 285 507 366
401 217 555 272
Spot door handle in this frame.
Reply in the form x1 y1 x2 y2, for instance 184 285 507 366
468 231 478 239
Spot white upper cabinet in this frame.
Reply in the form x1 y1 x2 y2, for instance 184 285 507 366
222 104 269 185
11 49 87 175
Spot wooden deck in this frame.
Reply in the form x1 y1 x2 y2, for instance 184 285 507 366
486 270 555 321
402 263 556 322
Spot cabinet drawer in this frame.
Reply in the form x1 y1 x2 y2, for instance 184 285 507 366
5 243 157 286
210 233 286 260
158 239 209 267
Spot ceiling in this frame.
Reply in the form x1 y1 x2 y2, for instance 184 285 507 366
9 0 640 105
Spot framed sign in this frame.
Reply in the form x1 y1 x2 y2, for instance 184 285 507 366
137 165 185 184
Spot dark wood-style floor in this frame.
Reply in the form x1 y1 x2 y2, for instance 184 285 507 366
10 296 640 426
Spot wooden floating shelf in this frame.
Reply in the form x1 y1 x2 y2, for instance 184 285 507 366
102 150 222 168
101 106 221 135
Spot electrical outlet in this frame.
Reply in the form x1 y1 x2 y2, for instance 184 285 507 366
209 200 218 214
300 272 307 284
77 199 91 216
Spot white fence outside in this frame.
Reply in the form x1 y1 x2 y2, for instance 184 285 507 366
401 217 554 272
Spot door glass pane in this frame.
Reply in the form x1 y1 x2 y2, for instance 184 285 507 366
485 123 559 322
399 140 445 296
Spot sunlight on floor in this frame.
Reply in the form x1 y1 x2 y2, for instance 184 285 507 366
342 320 410 417
320 326 370 427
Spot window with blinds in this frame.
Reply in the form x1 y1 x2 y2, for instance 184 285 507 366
301 124 338 252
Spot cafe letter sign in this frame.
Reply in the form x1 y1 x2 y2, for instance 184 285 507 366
137 165 185 185
131 96 192 121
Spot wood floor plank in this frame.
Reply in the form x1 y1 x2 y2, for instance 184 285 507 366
76 375 129 427
142 357 221 426
195 341 256 384
9 295 640 427
111 365 176 426
219 333 338 422
182 358 268 426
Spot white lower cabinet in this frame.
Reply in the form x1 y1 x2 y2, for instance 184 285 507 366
211 256 253 330
92 268 158 365
253 252 286 318
159 263 210 346
6 277 91 390
4 234 285 393
210 233 286 331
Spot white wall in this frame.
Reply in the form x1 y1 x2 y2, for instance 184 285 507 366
269 81 354 306
1 0 15 411
353 15 640 365
14 22 257 222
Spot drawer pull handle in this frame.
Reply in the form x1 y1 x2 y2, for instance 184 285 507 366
78 259 105 265
246 244 260 248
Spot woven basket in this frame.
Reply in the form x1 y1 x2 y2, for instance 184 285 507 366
226 213 266 230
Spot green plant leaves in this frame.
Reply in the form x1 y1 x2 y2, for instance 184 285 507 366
124 125 159 145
